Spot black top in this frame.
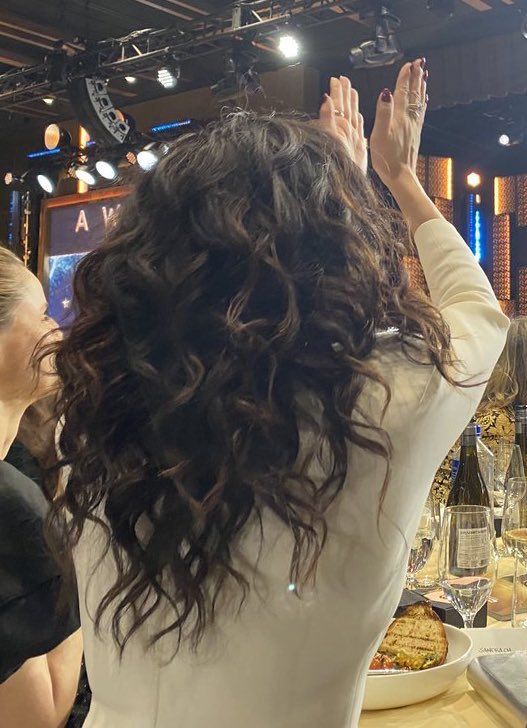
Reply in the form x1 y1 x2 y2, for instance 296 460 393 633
0 459 80 683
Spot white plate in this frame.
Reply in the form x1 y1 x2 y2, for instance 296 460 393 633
362 624 473 711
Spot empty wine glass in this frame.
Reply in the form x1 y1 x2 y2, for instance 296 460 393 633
495 443 525 504
439 505 498 628
406 495 438 589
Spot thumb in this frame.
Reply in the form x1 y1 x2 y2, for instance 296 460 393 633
371 88 393 140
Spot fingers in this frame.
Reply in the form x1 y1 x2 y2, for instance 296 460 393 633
371 87 393 141
330 76 344 117
409 59 423 96
340 76 359 128
394 62 412 102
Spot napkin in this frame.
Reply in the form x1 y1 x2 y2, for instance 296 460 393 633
467 651 527 728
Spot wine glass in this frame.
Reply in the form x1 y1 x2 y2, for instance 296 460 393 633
439 505 498 628
495 443 525 505
406 495 438 589
502 478 527 627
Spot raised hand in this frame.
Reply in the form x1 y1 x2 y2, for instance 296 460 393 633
316 75 368 175
370 59 427 187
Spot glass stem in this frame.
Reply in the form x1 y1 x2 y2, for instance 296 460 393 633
463 614 475 629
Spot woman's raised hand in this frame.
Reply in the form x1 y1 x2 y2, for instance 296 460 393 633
370 59 427 187
317 75 368 175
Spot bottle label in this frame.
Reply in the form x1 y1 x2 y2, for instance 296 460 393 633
456 527 489 569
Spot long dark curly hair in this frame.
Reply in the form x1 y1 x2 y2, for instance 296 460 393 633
47 111 454 654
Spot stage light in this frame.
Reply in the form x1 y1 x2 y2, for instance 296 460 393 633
278 34 300 59
137 145 159 171
36 173 55 194
349 4 403 68
95 160 118 180
4 172 14 186
44 124 72 151
125 151 137 165
74 166 97 185
157 62 180 89
125 76 137 84
498 134 511 146
466 172 482 188
43 96 55 106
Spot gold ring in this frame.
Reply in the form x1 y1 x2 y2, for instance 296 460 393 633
333 109 345 117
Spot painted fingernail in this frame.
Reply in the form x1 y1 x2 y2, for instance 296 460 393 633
381 88 392 102
420 57 427 69
424 69 429 81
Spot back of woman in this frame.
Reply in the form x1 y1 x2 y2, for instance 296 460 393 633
50 64 508 727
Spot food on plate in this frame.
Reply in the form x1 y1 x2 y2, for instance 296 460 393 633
369 602 448 671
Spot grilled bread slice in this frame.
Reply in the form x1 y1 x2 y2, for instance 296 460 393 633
378 602 448 670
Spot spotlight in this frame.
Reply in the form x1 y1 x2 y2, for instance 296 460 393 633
3 172 14 186
95 160 118 180
125 76 137 84
466 172 482 188
278 34 300 59
44 124 72 150
211 43 262 101
43 95 55 106
349 5 403 68
137 144 159 171
498 133 510 146
74 166 97 185
36 173 55 194
157 62 181 89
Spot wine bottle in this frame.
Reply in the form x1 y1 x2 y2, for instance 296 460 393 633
447 421 490 508
447 421 490 576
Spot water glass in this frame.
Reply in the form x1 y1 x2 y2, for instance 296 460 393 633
439 505 498 628
406 495 440 589
495 443 525 503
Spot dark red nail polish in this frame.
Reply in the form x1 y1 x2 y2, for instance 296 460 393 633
381 88 392 102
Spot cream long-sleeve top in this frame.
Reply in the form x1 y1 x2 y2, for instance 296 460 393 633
74 218 509 728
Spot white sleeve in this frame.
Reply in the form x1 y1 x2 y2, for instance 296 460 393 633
409 219 509 483
414 218 509 387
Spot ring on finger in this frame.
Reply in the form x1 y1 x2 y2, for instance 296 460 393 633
407 102 423 118
333 108 345 117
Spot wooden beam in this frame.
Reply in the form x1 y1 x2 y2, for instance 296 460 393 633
164 0 210 16
132 0 194 21
0 28 55 51
0 8 83 48
459 0 492 10
0 47 38 67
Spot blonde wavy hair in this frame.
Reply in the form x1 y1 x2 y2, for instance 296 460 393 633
0 246 25 327
483 316 527 408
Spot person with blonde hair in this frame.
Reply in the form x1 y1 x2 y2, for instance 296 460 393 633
433 316 526 503
0 246 82 727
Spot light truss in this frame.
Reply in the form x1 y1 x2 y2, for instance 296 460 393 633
0 0 362 108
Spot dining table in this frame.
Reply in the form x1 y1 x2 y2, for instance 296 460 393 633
359 539 520 727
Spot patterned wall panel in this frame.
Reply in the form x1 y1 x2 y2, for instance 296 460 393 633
434 197 454 224
519 267 527 316
494 176 516 216
428 156 453 200
416 155 427 189
403 255 428 293
516 175 527 227
492 214 511 300
498 299 516 317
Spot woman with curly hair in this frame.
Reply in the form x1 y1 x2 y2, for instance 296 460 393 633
48 62 508 727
